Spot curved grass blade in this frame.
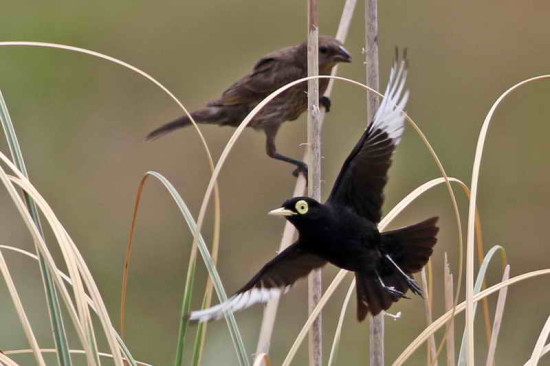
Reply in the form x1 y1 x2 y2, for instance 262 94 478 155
4 348 150 366
444 254 455 366
0 90 72 366
0 249 46 365
392 269 550 365
524 316 550 366
464 74 550 364
0 245 138 366
139 171 248 366
0 45 223 360
485 265 510 366
458 245 507 365
327 278 356 366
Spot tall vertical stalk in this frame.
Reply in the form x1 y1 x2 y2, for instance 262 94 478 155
307 1 322 365
364 0 384 364
255 0 358 360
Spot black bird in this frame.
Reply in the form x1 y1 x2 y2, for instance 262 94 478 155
146 35 352 177
188 57 439 323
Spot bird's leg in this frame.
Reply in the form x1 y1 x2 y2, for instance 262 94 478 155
376 270 408 299
265 126 308 179
319 96 331 112
384 254 423 297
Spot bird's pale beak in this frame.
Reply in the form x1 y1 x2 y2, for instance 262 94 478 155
335 45 352 63
268 207 296 216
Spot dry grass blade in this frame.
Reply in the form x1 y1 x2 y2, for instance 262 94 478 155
327 278 356 366
10 174 111 366
0 163 100 365
421 268 438 366
0 245 139 365
282 270 350 366
524 316 550 366
392 269 550 365
0 249 46 366
0 42 214 170
253 354 273 366
485 264 510 366
0 90 72 366
465 74 550 365
4 349 152 366
444 254 455 366
0 41 227 365
0 153 136 366
0 353 19 366
458 245 507 365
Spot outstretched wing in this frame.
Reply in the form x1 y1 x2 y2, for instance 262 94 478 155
188 242 326 322
327 58 409 223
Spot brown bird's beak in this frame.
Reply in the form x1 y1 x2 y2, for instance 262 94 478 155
334 45 352 63
268 207 296 216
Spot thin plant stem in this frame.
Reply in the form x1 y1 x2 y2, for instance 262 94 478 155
307 1 322 365
364 0 383 363
255 0 358 357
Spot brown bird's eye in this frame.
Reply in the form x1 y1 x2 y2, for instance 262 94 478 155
319 46 329 54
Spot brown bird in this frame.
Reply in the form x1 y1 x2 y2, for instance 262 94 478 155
146 35 352 177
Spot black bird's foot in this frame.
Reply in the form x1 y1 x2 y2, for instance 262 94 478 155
319 96 331 112
383 285 409 299
377 272 409 299
404 276 423 297
384 254 423 297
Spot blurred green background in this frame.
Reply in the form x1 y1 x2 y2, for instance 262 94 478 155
0 0 549 365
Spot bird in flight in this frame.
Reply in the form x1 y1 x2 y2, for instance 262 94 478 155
146 35 352 177
188 55 439 323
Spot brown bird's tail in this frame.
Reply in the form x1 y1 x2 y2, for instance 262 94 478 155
146 107 228 141
355 217 439 321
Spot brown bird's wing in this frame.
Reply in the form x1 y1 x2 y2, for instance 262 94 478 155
188 242 326 322
209 47 305 106
327 59 409 223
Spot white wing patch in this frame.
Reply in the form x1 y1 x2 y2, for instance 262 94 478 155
370 58 409 144
188 286 291 323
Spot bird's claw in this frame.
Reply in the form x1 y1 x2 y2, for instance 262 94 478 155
292 163 308 180
405 277 423 297
319 96 331 113
383 286 409 299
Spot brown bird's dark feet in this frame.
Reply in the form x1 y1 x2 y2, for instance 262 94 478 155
292 162 309 181
320 96 331 112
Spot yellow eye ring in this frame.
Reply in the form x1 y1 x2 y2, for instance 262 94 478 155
295 200 309 215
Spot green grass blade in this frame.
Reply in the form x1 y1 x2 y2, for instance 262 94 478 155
458 245 507 365
0 90 73 366
145 171 249 366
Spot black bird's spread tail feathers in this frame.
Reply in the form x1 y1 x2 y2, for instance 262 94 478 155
381 216 439 274
355 217 439 321
146 107 228 141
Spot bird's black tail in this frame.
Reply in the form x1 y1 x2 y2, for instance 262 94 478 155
355 217 439 321
146 107 226 141
381 216 439 274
